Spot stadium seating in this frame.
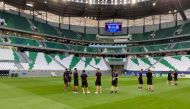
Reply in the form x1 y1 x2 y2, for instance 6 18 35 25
173 41 190 49
4 35 190 54
1 11 190 43
54 54 109 70
131 32 152 41
0 62 18 70
45 41 69 50
106 58 125 63
68 45 85 52
82 34 97 41
21 51 64 70
0 48 19 61
126 55 190 71
181 22 190 34
0 50 109 71
106 48 125 53
31 20 59 36
86 47 100 53
130 46 146 53
0 11 32 32
61 29 81 40
131 25 184 41
10 36 40 47
154 26 180 39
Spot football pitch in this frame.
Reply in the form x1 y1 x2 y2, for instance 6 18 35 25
0 76 190 109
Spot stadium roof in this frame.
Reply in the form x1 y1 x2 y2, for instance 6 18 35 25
2 0 190 20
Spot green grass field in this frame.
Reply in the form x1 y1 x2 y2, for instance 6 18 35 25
0 76 190 109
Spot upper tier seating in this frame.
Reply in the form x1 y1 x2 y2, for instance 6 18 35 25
154 26 180 39
10 36 40 47
0 11 32 32
173 41 190 49
106 48 124 53
68 45 85 52
181 23 190 34
1 11 190 42
45 41 69 50
31 20 59 36
86 47 99 53
106 58 125 63
61 29 80 40
131 25 185 41
131 32 152 41
82 34 97 41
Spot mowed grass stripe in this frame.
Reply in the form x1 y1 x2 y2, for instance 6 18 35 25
0 76 189 109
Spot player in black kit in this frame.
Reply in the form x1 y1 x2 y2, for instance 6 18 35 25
172 71 178 85
111 71 118 94
73 68 79 93
146 69 153 92
138 69 143 90
167 71 172 85
68 69 72 86
63 69 70 91
80 70 90 94
95 68 102 94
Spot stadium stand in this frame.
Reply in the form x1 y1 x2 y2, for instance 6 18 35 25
0 8 190 76
0 11 32 32
126 55 190 71
10 36 40 47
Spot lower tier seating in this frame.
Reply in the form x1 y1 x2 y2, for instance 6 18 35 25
126 55 190 71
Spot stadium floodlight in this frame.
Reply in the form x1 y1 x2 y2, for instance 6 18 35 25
115 0 118 5
44 0 47 4
132 0 136 4
174 10 177 13
26 3 33 7
89 0 93 4
152 2 156 6
168 11 172 14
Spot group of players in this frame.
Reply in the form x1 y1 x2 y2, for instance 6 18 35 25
63 68 118 94
138 69 154 92
63 68 178 94
167 70 178 85
137 69 178 92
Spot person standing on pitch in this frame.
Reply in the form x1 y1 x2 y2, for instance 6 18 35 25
167 71 172 85
173 71 178 85
63 68 70 91
146 69 153 92
138 69 143 90
68 69 72 86
95 68 102 94
73 68 79 93
111 71 118 94
80 70 90 94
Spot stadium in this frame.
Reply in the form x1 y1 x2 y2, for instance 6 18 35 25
0 0 190 108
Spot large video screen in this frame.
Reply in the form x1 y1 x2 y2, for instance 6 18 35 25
105 22 122 33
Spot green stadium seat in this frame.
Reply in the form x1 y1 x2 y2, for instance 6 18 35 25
45 41 69 50
31 20 59 36
10 36 40 47
0 11 32 32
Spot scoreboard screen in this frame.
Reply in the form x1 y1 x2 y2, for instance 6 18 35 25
105 22 122 33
